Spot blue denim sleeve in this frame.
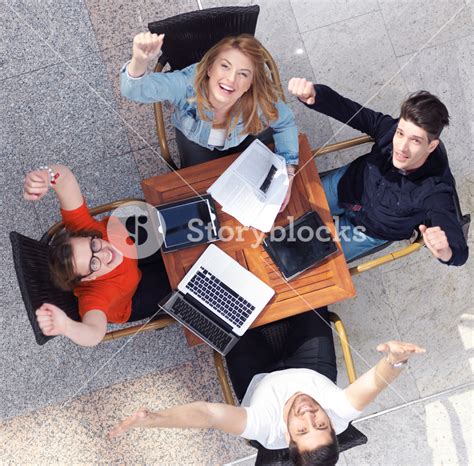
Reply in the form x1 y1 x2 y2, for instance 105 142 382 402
120 63 195 106
269 100 299 165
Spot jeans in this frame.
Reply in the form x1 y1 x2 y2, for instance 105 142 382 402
321 165 387 262
226 308 337 402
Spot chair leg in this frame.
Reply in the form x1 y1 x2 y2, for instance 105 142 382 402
329 312 357 384
102 316 176 342
213 351 236 406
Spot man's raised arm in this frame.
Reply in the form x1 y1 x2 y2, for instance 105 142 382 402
344 341 426 411
109 402 247 439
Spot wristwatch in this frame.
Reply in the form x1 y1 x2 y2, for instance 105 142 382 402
386 357 408 368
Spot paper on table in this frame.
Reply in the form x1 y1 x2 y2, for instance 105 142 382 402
207 140 289 232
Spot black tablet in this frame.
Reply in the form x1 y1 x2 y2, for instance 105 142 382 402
263 211 338 280
156 194 220 252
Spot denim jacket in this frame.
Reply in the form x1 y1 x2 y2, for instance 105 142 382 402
120 63 299 165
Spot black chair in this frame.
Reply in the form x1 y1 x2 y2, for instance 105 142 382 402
10 198 175 346
213 312 367 464
251 423 367 465
313 136 470 275
147 6 284 170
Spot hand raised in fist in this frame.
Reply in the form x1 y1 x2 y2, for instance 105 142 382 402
23 170 50 201
419 224 453 262
128 32 164 77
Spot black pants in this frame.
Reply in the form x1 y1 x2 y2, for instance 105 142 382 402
129 250 171 322
226 308 337 402
176 127 274 168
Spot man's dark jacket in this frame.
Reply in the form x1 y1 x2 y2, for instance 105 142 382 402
305 84 468 266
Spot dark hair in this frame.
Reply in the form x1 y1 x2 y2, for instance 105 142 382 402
288 428 339 466
399 90 449 141
48 229 103 291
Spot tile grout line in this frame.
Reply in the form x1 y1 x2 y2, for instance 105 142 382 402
395 31 474 59
224 452 257 466
298 8 381 36
287 0 336 143
353 381 474 424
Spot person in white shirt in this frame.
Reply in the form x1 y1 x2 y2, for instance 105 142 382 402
109 309 424 465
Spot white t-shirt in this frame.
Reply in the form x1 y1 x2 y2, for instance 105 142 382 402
240 368 362 450
208 128 227 147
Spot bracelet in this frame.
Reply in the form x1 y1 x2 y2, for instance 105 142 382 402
386 357 408 368
39 166 60 185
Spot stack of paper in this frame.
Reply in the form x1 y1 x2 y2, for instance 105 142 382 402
207 140 289 232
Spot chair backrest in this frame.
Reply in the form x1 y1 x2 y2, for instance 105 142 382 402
148 5 260 71
438 141 471 241
9 232 79 345
251 423 368 465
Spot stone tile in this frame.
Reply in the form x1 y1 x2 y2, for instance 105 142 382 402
290 0 379 33
94 361 253 464
1 316 194 419
344 385 473 465
422 386 473 464
0 0 99 80
343 403 431 465
379 0 473 57
329 269 422 415
0 390 105 464
69 323 195 395
1 53 131 170
99 43 177 152
133 143 177 180
99 43 154 149
288 99 334 153
301 11 408 143
380 245 474 397
0 165 43 305
85 0 198 50
250 0 316 103
398 39 473 178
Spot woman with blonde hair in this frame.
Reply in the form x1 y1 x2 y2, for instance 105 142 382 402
121 33 298 210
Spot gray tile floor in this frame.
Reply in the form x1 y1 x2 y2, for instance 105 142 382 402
1 0 472 464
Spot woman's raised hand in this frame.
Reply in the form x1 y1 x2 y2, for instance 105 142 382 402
36 303 69 337
132 32 164 64
23 170 50 201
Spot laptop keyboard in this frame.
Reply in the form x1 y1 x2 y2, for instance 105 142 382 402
186 267 256 328
171 296 233 353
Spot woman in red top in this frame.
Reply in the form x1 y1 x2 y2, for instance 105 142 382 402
23 165 171 346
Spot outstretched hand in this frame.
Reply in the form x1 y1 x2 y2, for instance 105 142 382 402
109 408 157 439
288 77 316 105
419 224 452 262
132 32 164 64
23 170 50 201
35 303 69 336
377 341 426 365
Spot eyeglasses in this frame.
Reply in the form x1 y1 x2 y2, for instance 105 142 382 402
87 237 103 275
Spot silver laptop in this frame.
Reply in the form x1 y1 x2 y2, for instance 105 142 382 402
161 244 275 355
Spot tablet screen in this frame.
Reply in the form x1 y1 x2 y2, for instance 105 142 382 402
266 212 337 278
158 199 215 249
